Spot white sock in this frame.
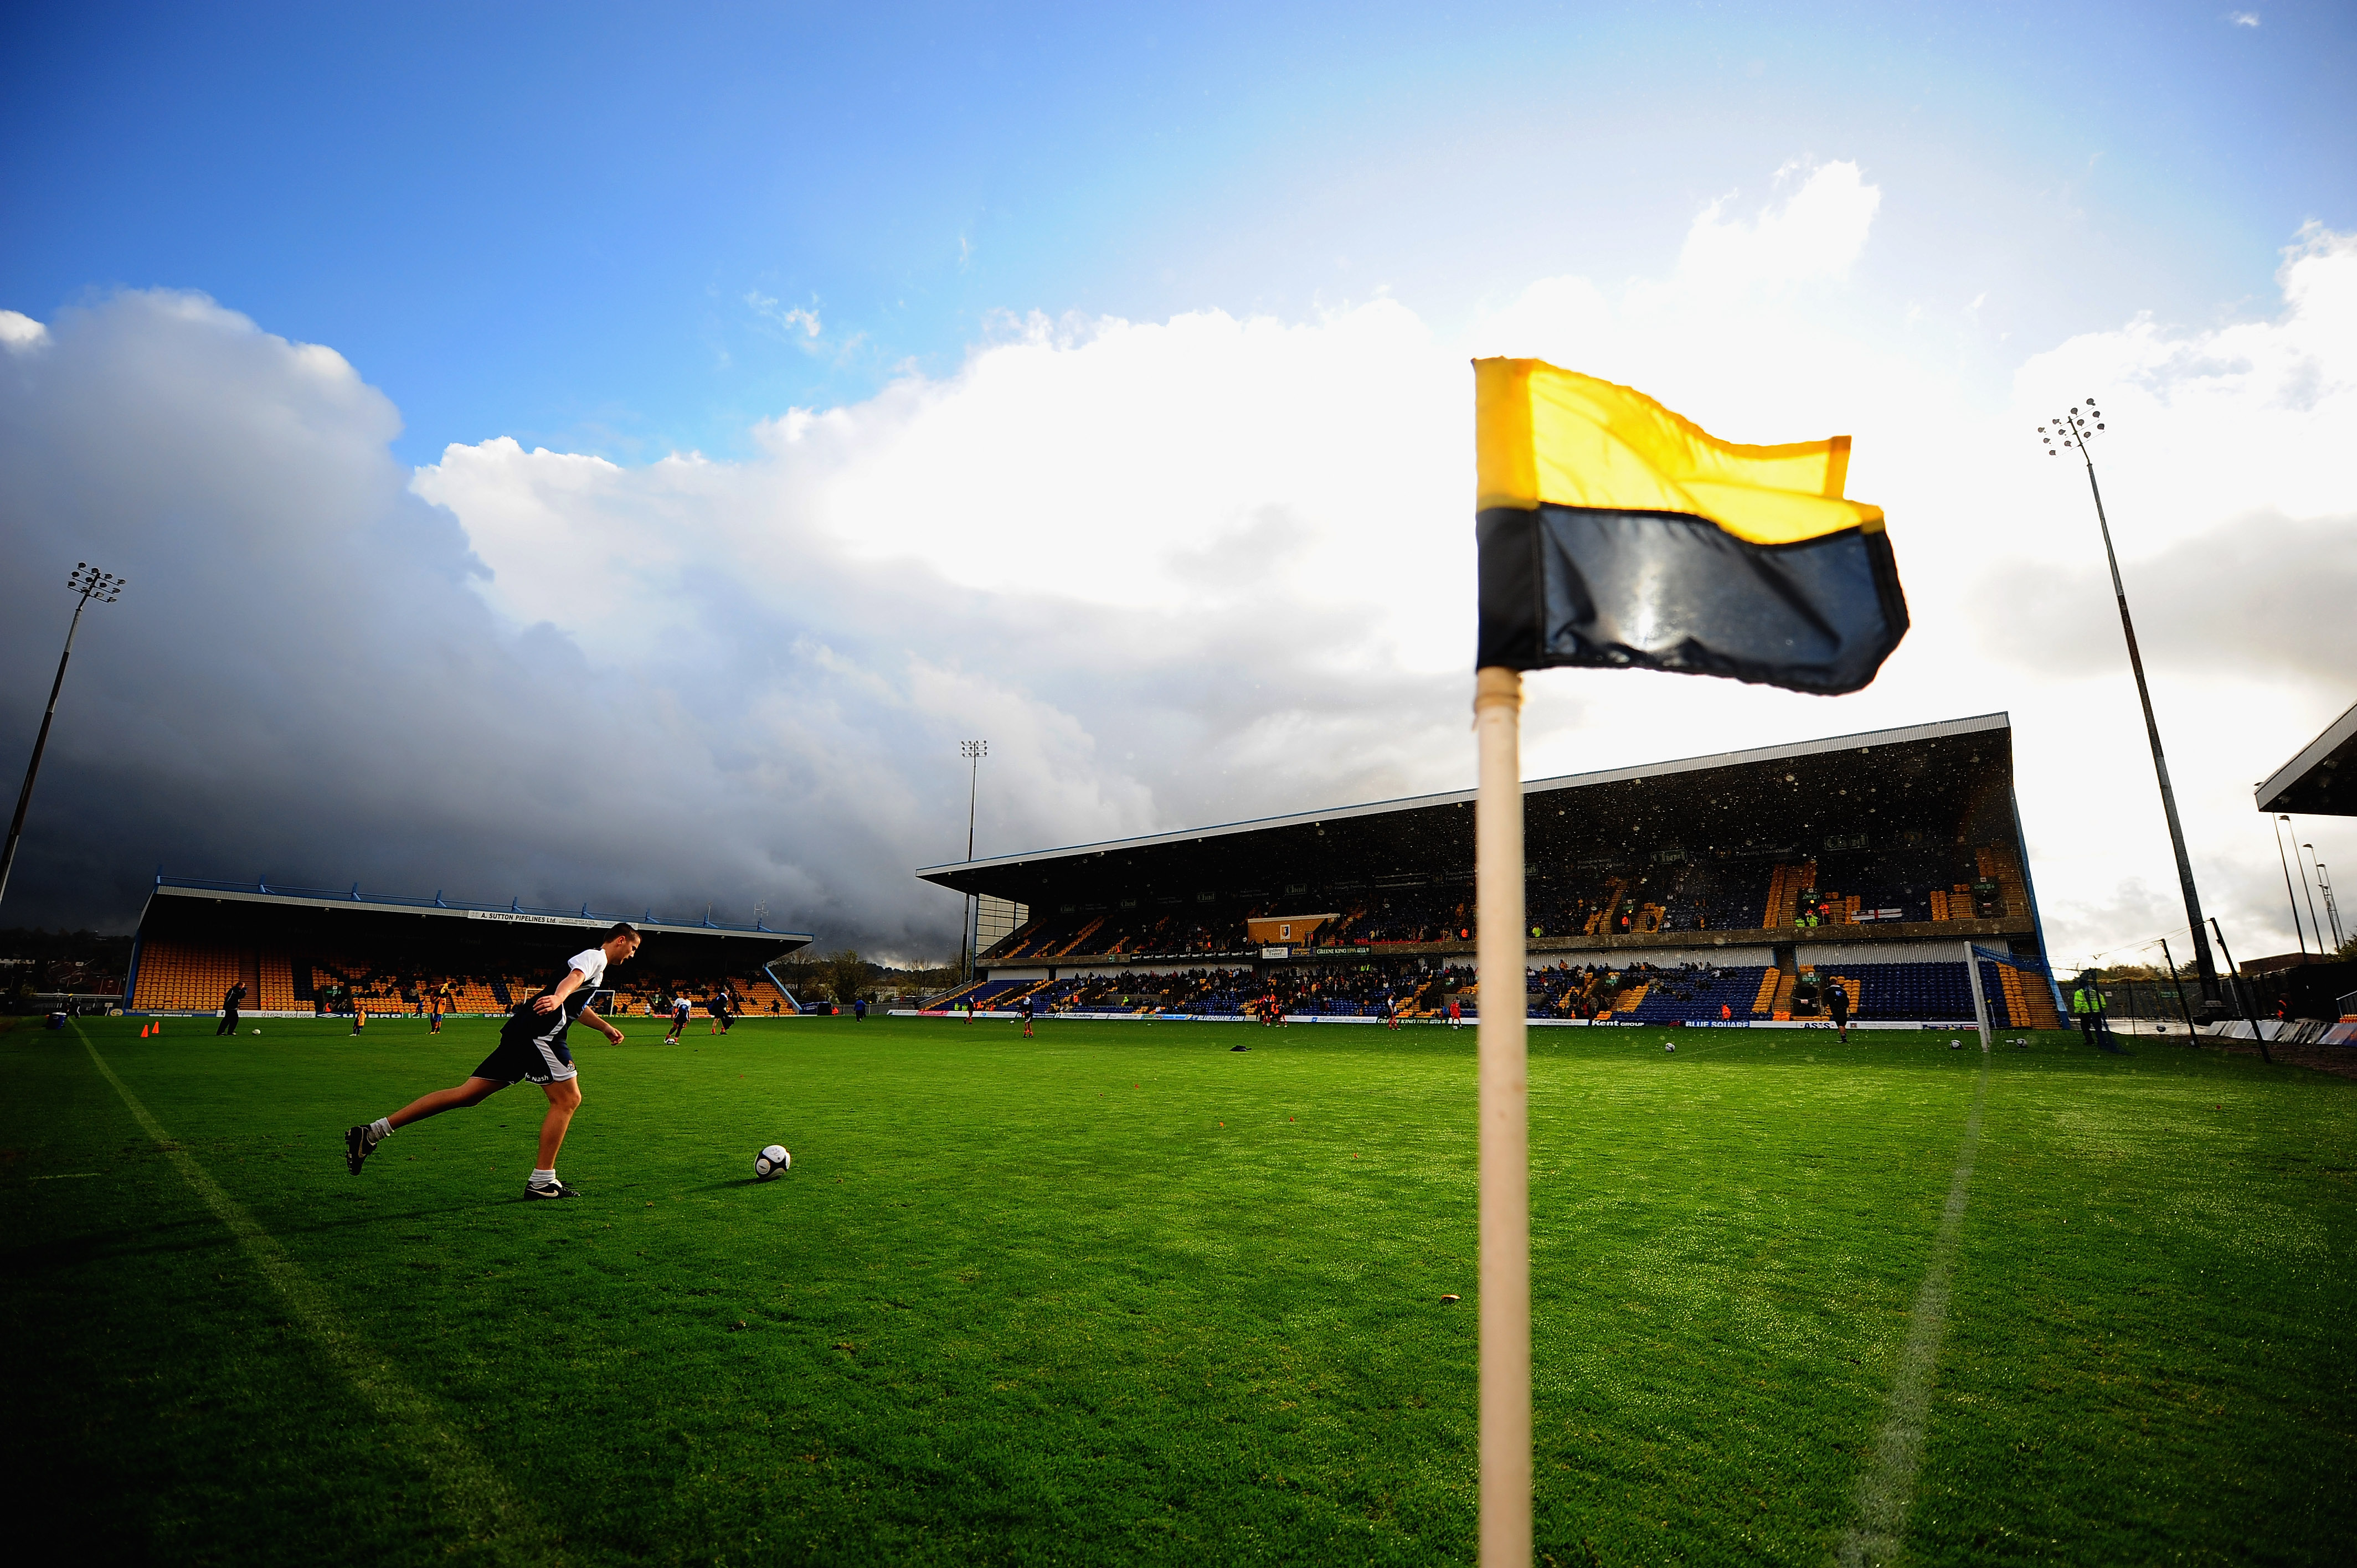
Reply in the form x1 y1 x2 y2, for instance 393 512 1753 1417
530 1168 557 1187
370 1118 393 1141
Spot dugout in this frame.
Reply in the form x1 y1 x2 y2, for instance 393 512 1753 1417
125 876 813 1017
919 713 2063 1027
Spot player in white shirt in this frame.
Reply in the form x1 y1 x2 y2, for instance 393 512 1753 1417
344 922 641 1198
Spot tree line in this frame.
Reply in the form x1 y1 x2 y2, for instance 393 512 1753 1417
772 949 964 1005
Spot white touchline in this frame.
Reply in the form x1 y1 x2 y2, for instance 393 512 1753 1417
74 1024 540 1554
1836 1052 1991 1568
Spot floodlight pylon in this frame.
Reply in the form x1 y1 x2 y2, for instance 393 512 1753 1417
2035 403 2221 1010
0 564 126 907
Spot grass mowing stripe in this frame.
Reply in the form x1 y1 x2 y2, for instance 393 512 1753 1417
73 1023 548 1561
1837 1046 1990 1568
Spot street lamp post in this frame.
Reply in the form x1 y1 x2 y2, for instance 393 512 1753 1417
2272 816 2310 958
2157 936 2198 1036
2284 821 2324 957
959 740 987 984
2207 916 2269 1066
0 563 125 908
2039 401 2221 1009
2307 849 2345 951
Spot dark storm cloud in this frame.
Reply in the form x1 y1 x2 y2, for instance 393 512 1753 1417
0 293 1460 952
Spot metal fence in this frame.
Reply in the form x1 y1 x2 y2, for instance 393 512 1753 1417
2094 973 2288 1024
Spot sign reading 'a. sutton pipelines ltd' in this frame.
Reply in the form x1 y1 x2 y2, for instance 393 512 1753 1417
464 910 609 927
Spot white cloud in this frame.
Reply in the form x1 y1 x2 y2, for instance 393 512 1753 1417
1672 160 1882 294
747 290 824 339
2011 223 2355 543
0 310 52 352
7 176 2351 971
1964 224 2357 964
2229 12 2261 27
414 301 1476 904
425 179 2354 967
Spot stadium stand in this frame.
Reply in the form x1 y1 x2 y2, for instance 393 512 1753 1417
968 838 2040 967
130 939 260 1013
919 714 2065 1026
127 878 813 1017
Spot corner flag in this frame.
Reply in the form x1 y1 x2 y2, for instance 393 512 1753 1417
1473 358 1908 693
1466 360 1906 1568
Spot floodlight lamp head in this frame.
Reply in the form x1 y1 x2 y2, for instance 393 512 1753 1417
69 562 124 601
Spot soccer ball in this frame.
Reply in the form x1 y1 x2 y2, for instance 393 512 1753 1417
753 1144 791 1180
1664 1043 1676 1053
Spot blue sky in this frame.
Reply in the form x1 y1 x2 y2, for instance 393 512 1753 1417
8 1 2350 467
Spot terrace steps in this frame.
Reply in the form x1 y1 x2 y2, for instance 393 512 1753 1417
1761 862 1817 928
1583 879 1628 936
1997 962 2060 1028
1047 916 1107 959
1976 846 2032 919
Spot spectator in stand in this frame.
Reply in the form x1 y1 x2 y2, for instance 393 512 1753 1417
217 981 246 1037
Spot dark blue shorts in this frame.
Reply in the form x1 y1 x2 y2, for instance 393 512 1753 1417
472 1009 578 1084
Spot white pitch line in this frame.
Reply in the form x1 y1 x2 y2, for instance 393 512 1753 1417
1836 1051 1991 1567
75 1025 545 1559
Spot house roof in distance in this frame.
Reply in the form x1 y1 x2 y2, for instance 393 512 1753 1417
2256 700 2357 817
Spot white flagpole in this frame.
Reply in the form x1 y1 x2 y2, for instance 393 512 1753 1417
1474 664 1530 1566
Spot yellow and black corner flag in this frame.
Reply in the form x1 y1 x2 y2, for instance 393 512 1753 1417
1474 359 1907 694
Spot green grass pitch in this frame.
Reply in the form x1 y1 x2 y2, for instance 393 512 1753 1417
2 1012 2350 1565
